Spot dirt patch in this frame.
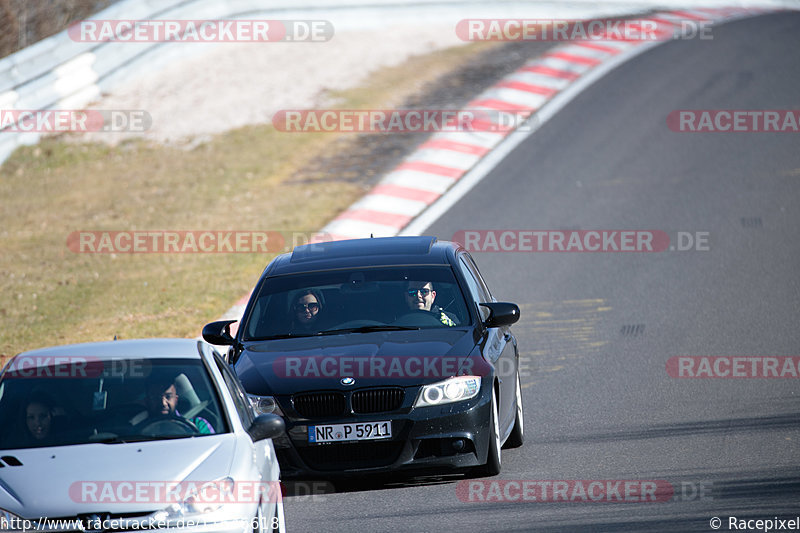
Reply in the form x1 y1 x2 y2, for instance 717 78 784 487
78 24 466 146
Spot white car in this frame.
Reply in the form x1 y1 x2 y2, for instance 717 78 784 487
0 338 286 532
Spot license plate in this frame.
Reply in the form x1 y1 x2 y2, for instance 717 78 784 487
308 421 392 443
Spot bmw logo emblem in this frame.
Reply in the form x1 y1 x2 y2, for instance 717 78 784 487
341 377 355 386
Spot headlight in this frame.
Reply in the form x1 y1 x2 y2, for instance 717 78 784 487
248 394 284 416
0 509 26 531
151 478 235 523
414 376 481 407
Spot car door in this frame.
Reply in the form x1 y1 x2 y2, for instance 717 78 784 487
458 253 519 440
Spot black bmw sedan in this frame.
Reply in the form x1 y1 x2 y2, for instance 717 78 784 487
203 236 523 478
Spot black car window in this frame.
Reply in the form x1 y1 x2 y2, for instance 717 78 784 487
242 266 471 340
458 255 491 321
464 253 495 302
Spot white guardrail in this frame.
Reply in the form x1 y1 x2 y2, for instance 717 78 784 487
1 0 796 165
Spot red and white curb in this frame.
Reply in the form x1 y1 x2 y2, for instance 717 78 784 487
322 7 777 240
215 6 781 329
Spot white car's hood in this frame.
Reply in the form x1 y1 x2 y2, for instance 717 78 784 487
0 435 236 518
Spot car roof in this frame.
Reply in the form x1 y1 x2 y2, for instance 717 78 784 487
11 338 206 363
266 236 461 275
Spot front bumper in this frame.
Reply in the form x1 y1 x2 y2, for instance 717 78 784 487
274 388 493 478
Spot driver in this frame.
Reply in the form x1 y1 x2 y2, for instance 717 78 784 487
141 379 215 434
405 281 456 326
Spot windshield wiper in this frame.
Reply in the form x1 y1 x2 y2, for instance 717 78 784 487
92 434 193 444
251 332 320 340
318 325 420 335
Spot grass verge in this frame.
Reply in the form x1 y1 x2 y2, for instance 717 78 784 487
0 40 499 364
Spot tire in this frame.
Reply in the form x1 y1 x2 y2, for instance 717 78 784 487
503 370 524 449
473 387 501 477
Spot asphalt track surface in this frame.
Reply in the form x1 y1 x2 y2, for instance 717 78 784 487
284 13 800 532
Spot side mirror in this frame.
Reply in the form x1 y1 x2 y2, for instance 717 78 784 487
202 320 237 346
248 413 285 442
480 302 520 328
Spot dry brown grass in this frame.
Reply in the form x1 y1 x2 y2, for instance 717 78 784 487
0 40 499 364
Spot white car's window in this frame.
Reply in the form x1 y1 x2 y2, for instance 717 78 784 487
0 358 229 449
214 355 253 426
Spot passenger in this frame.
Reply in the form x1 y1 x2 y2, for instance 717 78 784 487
141 379 214 434
22 391 59 445
405 281 457 326
290 289 325 332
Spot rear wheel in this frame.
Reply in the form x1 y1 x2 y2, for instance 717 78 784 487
473 388 501 477
503 370 524 449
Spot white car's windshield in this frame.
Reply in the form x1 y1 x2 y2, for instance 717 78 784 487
0 358 228 449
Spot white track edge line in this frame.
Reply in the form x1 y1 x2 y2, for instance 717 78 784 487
399 38 665 237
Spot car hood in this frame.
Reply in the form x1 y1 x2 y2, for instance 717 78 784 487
0 435 236 518
236 328 480 394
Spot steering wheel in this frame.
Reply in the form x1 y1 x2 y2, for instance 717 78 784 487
182 401 221 434
393 310 446 327
331 319 385 329
135 416 200 436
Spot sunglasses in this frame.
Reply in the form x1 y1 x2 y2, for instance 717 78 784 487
157 393 177 401
294 302 320 312
407 288 432 297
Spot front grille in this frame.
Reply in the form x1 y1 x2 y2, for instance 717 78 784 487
293 392 346 418
299 441 404 471
351 388 404 414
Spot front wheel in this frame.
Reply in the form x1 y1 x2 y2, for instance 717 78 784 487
473 387 501 477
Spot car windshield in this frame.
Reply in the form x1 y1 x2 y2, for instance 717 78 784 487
243 265 471 341
0 358 228 449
